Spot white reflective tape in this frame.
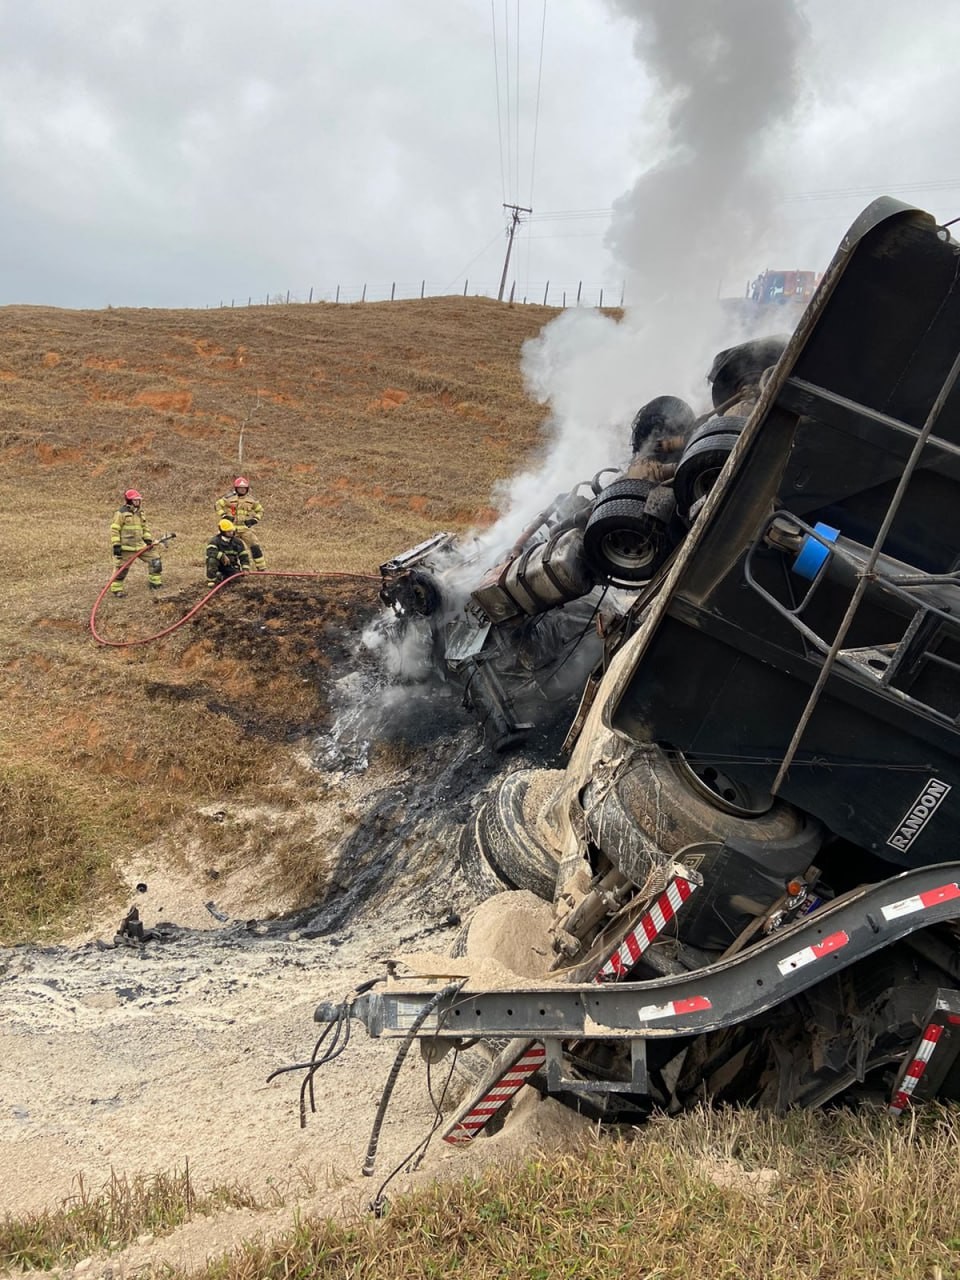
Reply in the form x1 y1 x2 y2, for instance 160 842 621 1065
776 930 849 975
648 902 667 933
883 894 926 921
637 995 711 1021
882 882 960 921
393 998 438 1030
888 1024 944 1115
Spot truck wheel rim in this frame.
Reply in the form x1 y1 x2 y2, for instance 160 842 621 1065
599 529 656 572
672 750 773 816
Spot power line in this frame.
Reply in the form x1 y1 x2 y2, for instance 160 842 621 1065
490 0 506 205
527 181 960 227
528 0 547 210
514 0 520 204
503 0 512 202
442 227 510 293
782 180 960 203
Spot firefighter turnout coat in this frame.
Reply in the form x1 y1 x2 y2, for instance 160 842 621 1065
111 502 153 550
205 531 252 583
215 489 263 527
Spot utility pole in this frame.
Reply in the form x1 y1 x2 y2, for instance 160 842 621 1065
497 203 532 302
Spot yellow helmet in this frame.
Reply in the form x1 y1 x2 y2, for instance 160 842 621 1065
218 518 236 534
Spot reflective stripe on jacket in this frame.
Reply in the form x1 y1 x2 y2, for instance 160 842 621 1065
111 505 152 548
205 533 251 572
215 492 263 525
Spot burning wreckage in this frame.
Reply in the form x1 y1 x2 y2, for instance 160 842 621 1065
313 198 960 1146
377 337 787 752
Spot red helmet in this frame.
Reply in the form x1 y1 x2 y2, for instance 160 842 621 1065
234 476 249 490
124 489 142 502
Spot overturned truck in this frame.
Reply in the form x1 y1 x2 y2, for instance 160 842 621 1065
333 197 960 1140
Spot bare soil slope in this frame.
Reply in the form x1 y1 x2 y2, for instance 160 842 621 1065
0 297 594 1268
0 297 560 932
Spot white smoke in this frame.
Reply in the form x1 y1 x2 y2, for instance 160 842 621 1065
335 0 812 753
477 0 809 549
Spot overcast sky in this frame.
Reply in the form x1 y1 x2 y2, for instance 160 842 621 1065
2 0 960 311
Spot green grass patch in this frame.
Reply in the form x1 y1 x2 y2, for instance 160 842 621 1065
0 1165 265 1271
163 1108 960 1280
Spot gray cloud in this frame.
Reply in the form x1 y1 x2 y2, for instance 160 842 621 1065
1 0 959 308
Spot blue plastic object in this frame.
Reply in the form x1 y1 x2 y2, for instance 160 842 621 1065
792 522 840 580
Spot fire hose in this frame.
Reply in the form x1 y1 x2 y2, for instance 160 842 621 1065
89 535 382 648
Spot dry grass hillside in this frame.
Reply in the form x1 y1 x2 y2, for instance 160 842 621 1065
0 296 563 939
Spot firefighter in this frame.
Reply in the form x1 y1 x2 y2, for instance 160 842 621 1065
215 476 265 571
205 519 252 586
110 489 162 596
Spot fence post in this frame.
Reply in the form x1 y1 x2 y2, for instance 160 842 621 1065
248 297 251 306
421 280 425 299
620 281 625 307
308 286 313 304
543 280 549 306
463 279 468 296
391 282 396 301
265 293 269 305
576 281 582 306
336 285 340 303
361 284 367 302
285 290 290 304
508 281 516 305
599 288 604 309
231 298 234 308
562 291 566 308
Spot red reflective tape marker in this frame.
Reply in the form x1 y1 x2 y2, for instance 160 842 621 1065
920 883 960 908
812 931 849 958
672 995 712 1016
777 930 849 975
444 1043 546 1144
889 1023 945 1116
595 875 699 984
636 995 712 1022
882 882 960 921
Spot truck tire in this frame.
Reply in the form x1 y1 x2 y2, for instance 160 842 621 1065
458 817 512 900
471 770 563 902
583 497 674 585
708 336 789 409
674 432 740 520
583 744 808 888
592 477 655 508
630 396 696 454
683 413 748 450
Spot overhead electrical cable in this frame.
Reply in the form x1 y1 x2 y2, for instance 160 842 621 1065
442 227 509 292
527 0 547 209
490 0 506 204
503 0 512 203
514 0 521 204
782 180 960 203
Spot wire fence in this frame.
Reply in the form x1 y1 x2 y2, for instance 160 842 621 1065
209 278 627 310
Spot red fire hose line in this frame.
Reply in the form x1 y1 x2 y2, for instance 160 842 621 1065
89 545 382 648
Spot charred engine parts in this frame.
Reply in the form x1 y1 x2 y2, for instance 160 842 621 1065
374 332 786 750
471 528 596 623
